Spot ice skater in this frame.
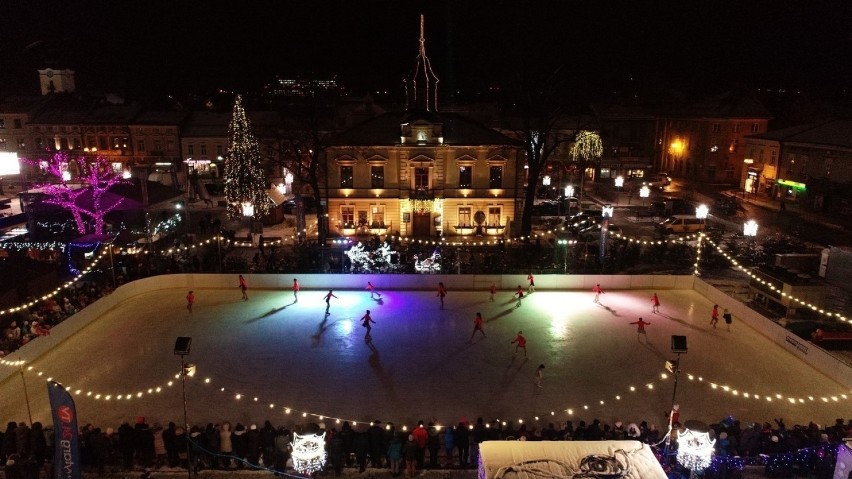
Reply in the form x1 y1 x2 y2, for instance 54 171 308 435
514 285 524 307
629 317 651 343
361 309 375 340
239 274 248 301
511 331 527 357
323 290 338 314
489 282 496 302
437 282 447 309
468 312 486 342
711 304 719 328
593 284 605 303
186 290 195 314
723 308 732 331
535 364 545 388
366 281 381 299
527 273 535 293
293 279 300 302
651 293 660 313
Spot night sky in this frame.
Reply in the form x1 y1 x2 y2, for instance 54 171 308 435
1 1 850 103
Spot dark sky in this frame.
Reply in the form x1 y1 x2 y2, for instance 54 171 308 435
1 1 850 102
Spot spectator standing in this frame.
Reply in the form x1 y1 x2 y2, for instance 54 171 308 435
455 422 470 467
442 426 455 467
411 421 429 470
403 435 418 479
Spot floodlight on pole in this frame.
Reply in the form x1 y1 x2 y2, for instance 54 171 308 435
743 220 758 237
542 175 551 186
695 204 709 219
614 176 624 188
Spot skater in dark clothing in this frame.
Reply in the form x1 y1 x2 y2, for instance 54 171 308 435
324 290 338 314
361 310 375 340
366 281 381 299
469 312 486 342
437 282 447 309
186 291 195 313
723 309 733 331
489 283 496 302
514 285 524 307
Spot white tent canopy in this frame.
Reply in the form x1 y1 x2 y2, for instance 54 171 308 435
478 440 666 479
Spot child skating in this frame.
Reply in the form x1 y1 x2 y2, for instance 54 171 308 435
593 284 605 303
535 364 545 388
723 309 732 331
468 312 486 342
711 304 719 328
293 279 300 302
629 317 651 343
527 273 535 293
361 309 375 340
186 290 195 314
366 281 381 299
514 285 524 308
511 330 527 357
489 283 496 302
323 290 338 314
437 282 447 309
651 293 660 313
239 274 248 301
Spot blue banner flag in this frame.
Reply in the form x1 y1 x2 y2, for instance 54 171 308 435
47 381 81 479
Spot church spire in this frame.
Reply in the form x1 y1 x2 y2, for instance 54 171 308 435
404 14 440 112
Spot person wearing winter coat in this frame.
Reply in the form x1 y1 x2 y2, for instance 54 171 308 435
387 434 403 477
454 422 470 466
29 422 47 478
353 430 369 473
88 428 111 475
427 424 441 468
367 421 385 468
273 427 290 472
219 422 233 468
163 422 177 467
442 427 455 467
232 423 247 468
245 424 261 465
259 421 276 467
152 424 167 468
117 422 135 470
328 428 345 476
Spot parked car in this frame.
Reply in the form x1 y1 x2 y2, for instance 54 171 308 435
657 215 706 235
643 173 672 190
577 223 622 241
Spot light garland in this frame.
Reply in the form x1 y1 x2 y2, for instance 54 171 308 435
705 238 849 324
0 241 66 252
291 432 327 475
676 428 715 472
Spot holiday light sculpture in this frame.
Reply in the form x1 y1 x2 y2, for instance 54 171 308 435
291 431 327 475
27 151 129 235
676 428 715 473
224 94 271 221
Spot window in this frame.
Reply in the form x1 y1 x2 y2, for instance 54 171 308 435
341 206 354 226
458 207 472 226
751 123 759 133
489 166 502 188
98 137 108 150
770 150 777 166
216 144 223 156
340 165 353 188
72 138 81 149
458 166 472 188
86 137 96 149
371 166 384 188
414 167 429 190
712 123 721 133
200 144 207 155
137 140 146 152
371 205 385 227
358 210 368 226
0 119 4 129
488 206 501 226
13 119 21 129
187 144 195 155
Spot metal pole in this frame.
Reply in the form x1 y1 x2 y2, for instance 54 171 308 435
599 217 609 264
108 243 116 288
216 233 222 273
664 352 681 457
20 364 33 425
181 355 192 479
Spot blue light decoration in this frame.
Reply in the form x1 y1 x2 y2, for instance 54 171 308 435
67 235 112 275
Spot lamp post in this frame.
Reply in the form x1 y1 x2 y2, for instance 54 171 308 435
557 238 569 273
614 176 624 205
174 337 194 479
639 185 650 206
695 204 709 220
665 335 688 458
565 185 574 217
599 204 614 264
743 220 758 238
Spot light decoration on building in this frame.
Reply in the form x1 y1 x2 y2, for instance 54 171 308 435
151 214 182 236
677 428 715 472
291 432 327 475
223 94 271 220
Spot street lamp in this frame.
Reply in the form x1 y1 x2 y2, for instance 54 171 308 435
564 185 575 216
695 204 709 220
743 220 758 237
174 337 194 479
639 185 650 206
557 238 570 273
599 204 614 263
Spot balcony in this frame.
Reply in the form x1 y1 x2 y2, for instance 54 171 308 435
408 188 435 200
454 224 476 235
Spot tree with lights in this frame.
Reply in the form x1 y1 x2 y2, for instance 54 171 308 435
571 130 603 206
29 151 128 235
224 94 271 221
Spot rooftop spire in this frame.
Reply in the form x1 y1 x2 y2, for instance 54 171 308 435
404 14 440 112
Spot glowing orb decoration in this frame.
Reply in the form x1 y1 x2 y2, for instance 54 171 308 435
676 428 715 472
291 431 326 475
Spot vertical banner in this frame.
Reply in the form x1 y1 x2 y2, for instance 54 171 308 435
47 381 81 479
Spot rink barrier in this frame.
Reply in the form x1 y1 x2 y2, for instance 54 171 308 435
693 277 852 389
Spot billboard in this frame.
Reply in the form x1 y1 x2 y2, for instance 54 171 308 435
0 152 21 176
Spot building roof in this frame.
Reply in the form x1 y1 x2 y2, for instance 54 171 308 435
131 111 189 126
328 111 521 147
84 103 142 124
27 95 93 125
658 90 772 120
0 96 47 115
181 111 282 138
747 120 852 149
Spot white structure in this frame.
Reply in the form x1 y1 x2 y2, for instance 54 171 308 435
37 68 76 95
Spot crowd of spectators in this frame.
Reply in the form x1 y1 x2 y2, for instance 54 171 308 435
1 415 848 478
0 281 112 356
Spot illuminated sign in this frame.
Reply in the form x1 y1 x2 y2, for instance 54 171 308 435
777 179 806 190
0 152 21 176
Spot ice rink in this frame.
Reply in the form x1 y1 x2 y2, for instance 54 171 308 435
1 284 849 430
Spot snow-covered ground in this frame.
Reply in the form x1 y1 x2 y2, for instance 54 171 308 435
1 285 849 430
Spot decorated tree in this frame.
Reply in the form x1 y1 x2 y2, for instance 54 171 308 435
570 130 603 205
29 151 128 235
224 94 271 220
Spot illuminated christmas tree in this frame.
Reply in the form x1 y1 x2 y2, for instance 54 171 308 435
29 151 128 235
224 94 271 220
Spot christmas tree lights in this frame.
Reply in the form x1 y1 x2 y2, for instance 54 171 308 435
676 428 715 472
291 431 327 474
223 94 271 221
